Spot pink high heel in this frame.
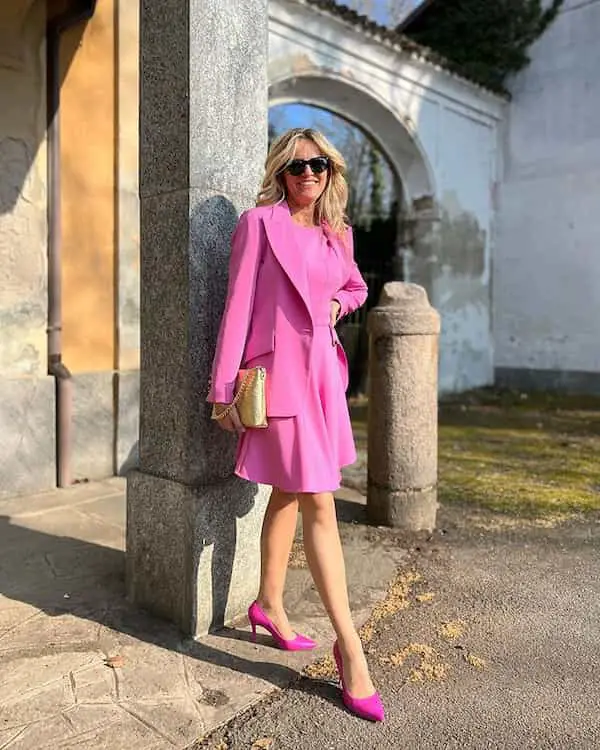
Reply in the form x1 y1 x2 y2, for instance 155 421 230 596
248 601 317 651
333 641 385 722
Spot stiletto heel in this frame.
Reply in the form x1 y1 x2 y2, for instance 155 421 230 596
247 600 317 651
333 641 385 722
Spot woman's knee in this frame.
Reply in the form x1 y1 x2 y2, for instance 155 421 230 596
299 492 336 524
270 487 298 507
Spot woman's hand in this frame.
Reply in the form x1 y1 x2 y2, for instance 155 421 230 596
212 403 245 433
330 299 341 327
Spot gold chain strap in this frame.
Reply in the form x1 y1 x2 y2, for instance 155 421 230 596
211 369 255 421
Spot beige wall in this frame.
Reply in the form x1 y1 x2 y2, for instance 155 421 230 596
0 1 48 378
0 0 141 494
59 0 116 373
58 0 140 375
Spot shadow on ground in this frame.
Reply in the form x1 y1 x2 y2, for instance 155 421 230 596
0 515 299 687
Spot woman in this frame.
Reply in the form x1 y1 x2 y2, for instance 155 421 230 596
207 128 384 722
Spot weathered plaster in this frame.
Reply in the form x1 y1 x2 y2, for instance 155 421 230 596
0 0 40 70
495 0 600 380
269 0 504 392
407 203 490 392
0 5 48 379
117 0 140 372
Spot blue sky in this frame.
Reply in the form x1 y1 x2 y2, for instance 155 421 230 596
367 0 423 25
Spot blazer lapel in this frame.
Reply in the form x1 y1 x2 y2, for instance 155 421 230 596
263 202 313 322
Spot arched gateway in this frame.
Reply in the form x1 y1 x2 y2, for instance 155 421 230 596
269 0 506 393
270 71 435 207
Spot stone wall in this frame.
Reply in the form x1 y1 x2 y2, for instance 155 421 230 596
494 0 600 391
59 0 140 482
0 0 141 498
0 2 55 497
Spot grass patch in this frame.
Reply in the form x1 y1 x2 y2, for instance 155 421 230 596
351 388 600 520
438 389 600 518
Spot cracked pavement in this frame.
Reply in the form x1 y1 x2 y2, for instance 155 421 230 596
3 479 599 750
0 479 408 749
198 506 600 750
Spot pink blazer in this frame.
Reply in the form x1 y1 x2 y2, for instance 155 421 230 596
207 201 368 417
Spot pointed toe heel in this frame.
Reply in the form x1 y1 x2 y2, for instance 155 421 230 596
247 601 317 652
333 641 385 722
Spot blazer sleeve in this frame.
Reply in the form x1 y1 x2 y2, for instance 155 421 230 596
334 227 368 319
207 210 263 404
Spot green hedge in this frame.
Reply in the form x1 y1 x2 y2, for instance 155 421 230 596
403 0 564 94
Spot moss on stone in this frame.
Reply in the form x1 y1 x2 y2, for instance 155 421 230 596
438 388 600 518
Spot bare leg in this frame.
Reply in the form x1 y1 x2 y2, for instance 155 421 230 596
256 487 298 640
299 491 375 698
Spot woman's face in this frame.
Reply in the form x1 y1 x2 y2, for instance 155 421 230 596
282 138 329 208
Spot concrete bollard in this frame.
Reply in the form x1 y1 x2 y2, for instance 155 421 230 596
366 282 441 531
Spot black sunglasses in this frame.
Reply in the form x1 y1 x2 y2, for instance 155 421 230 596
283 157 330 176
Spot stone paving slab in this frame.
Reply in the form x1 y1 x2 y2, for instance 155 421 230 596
0 479 408 749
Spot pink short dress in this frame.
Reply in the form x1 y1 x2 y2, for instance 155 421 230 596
234 223 357 493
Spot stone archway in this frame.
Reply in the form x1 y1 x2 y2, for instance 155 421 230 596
269 70 439 394
268 0 505 393
269 69 441 304
269 70 437 214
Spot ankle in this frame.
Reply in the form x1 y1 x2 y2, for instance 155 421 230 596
256 597 285 615
336 632 364 658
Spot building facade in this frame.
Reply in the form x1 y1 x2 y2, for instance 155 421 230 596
0 0 140 498
1 0 597 501
494 0 600 393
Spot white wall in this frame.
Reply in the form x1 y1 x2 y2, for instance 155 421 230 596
495 0 600 385
269 0 505 393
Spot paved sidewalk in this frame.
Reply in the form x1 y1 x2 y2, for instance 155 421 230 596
0 478 410 750
200 507 600 750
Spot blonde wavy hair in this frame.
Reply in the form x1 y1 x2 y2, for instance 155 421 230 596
257 128 350 238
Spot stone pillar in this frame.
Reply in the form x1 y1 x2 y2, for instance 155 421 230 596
126 0 269 636
367 283 440 531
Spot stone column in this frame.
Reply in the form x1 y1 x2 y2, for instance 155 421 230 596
126 0 269 636
367 283 440 531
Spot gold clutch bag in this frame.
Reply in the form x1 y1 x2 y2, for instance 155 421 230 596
211 366 268 428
